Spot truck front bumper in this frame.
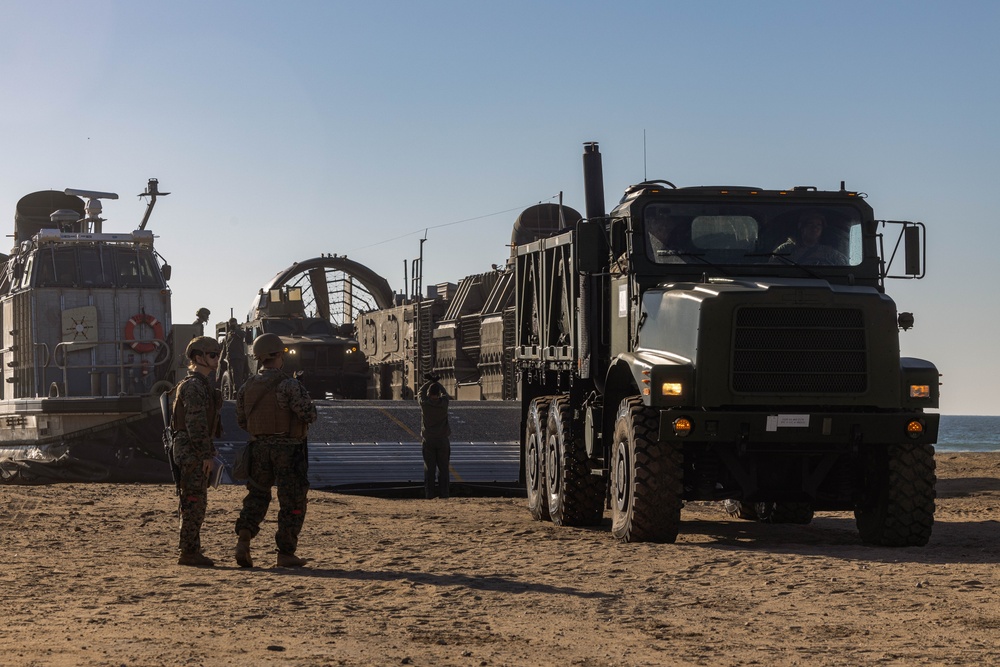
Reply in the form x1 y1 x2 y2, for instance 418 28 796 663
658 409 939 449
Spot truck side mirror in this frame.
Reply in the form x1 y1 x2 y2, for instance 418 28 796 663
161 264 171 281
904 225 921 276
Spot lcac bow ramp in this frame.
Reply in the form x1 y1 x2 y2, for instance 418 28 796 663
215 400 522 496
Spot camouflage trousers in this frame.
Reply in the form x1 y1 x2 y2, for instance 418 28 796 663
422 438 450 499
177 459 209 554
235 439 309 555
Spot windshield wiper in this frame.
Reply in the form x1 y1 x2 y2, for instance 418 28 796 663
749 252 824 279
656 250 733 276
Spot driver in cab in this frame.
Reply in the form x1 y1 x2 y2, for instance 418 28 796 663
771 212 848 265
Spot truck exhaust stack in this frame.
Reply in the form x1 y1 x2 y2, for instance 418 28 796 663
582 142 605 221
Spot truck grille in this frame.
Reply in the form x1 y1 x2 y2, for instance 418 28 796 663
732 307 867 393
300 346 344 368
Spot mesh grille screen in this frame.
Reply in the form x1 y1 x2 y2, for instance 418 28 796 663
732 307 867 393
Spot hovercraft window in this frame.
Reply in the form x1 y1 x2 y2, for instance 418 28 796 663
78 247 113 287
34 248 78 287
115 248 164 287
32 247 164 288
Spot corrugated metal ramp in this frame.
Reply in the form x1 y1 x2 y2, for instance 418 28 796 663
218 400 522 494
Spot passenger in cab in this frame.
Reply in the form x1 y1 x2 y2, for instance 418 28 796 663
771 212 848 265
645 208 693 262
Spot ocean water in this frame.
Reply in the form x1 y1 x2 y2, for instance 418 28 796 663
936 415 1000 452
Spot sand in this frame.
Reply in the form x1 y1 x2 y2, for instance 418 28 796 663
1 451 997 666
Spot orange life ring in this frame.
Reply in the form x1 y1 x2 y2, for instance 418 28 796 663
124 313 164 353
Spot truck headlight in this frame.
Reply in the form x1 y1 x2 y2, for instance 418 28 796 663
662 382 683 396
909 384 930 398
906 420 925 439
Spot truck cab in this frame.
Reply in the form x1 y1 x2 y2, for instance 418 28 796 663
602 182 936 415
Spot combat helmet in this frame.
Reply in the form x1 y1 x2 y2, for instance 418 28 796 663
186 335 221 359
252 333 285 360
196 307 211 318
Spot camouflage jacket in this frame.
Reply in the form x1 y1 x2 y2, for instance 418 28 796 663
236 368 317 443
171 370 222 464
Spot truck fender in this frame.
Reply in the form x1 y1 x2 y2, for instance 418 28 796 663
604 356 643 413
606 353 652 407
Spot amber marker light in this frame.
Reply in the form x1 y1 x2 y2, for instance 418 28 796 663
673 417 693 437
906 420 924 439
662 382 683 396
909 385 931 398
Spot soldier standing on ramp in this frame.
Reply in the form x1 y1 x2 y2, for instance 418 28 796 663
170 336 223 567
234 333 317 568
192 307 210 335
417 374 451 499
222 317 248 391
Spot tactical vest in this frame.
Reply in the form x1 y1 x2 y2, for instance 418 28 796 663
170 374 222 434
243 373 299 437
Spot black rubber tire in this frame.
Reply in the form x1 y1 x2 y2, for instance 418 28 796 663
610 397 683 543
723 499 758 520
855 443 936 547
220 371 235 401
525 397 550 521
755 502 814 524
545 395 605 527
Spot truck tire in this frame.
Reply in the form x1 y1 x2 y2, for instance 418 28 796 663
220 370 235 401
525 397 551 521
610 397 682 543
545 395 605 527
755 502 814 524
723 500 758 520
855 443 936 547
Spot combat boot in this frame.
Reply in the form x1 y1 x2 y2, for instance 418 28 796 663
177 552 215 568
276 552 308 567
235 529 253 568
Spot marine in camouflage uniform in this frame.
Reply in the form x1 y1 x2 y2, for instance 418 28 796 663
234 333 317 568
417 376 451 499
170 336 223 567
192 307 210 336
221 317 248 392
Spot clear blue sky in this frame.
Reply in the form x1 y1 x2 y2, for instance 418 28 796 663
1 1 997 415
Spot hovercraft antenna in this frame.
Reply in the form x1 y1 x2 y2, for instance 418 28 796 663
138 178 169 230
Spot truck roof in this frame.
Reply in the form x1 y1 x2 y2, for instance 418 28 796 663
619 181 865 205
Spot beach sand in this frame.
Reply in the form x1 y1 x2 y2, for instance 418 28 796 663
1 451 997 666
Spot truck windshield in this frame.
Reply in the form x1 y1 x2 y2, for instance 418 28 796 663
644 202 863 267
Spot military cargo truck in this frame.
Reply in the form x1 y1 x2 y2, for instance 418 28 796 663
221 285 368 399
516 142 939 546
